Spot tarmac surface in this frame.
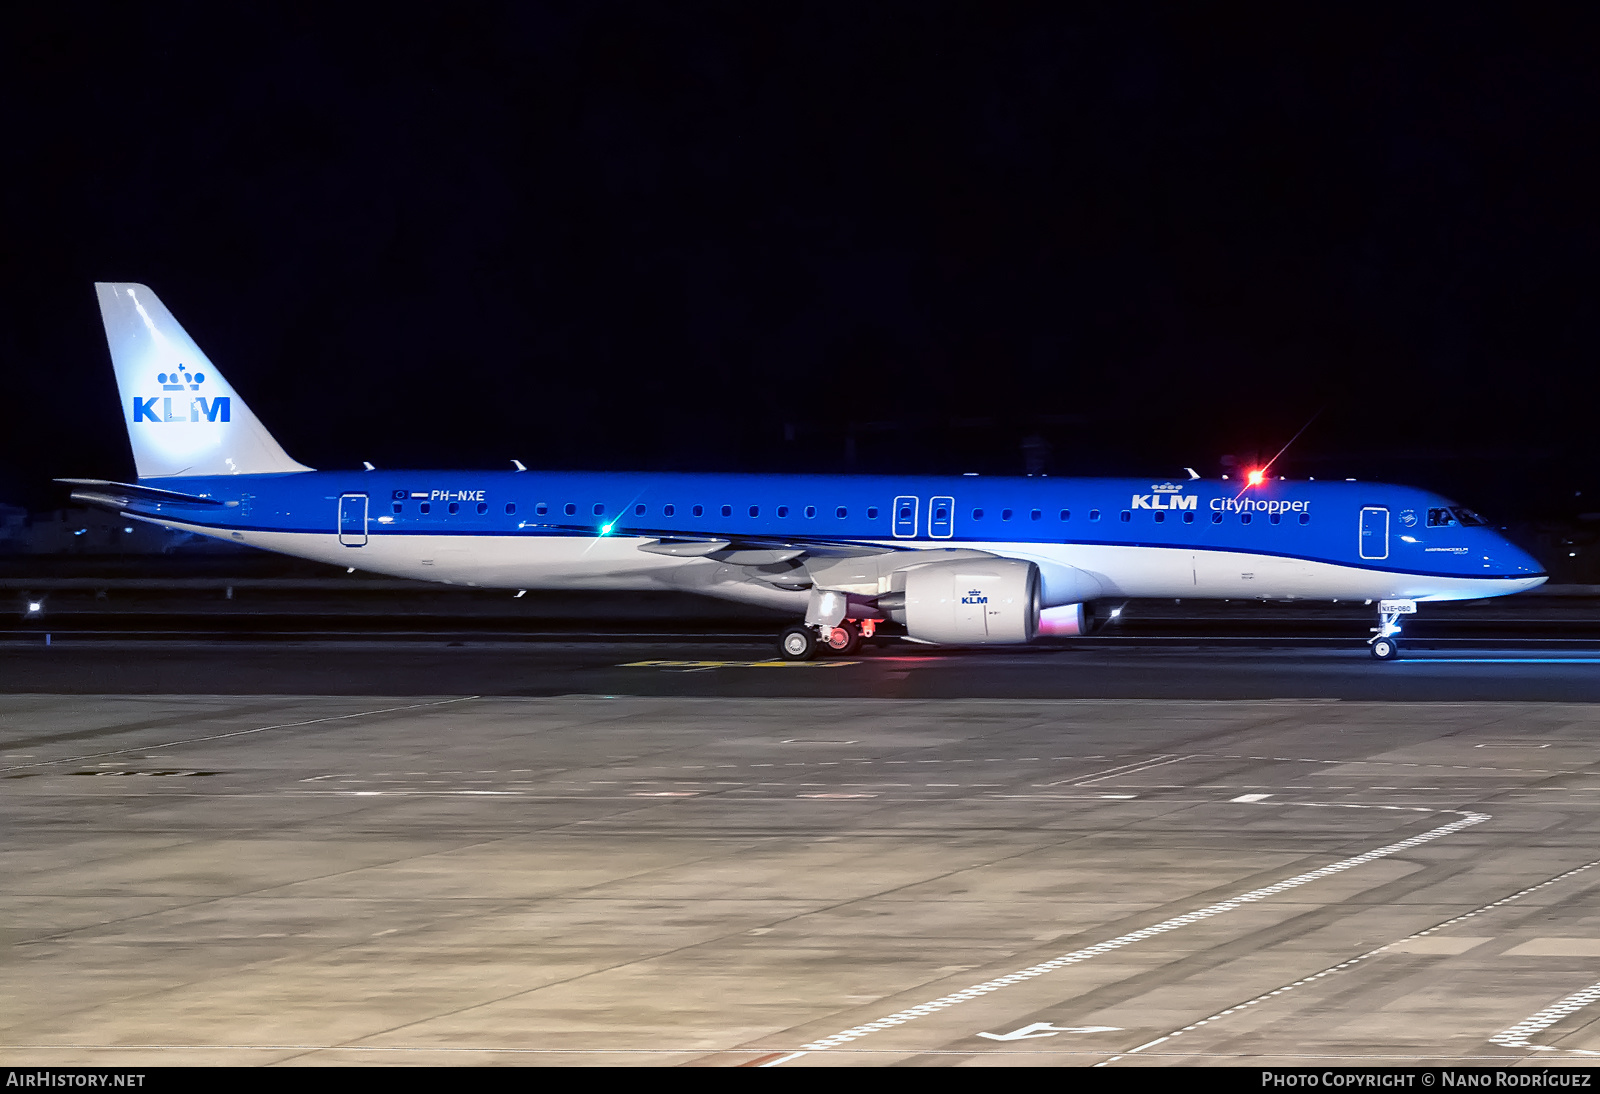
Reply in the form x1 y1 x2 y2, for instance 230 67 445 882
6 639 1600 1066
5 634 1600 701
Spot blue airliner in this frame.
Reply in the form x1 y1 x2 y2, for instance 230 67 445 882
65 283 1548 661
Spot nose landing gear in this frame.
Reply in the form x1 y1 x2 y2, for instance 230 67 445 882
1368 599 1416 661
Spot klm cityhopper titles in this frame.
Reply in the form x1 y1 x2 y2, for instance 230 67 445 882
65 283 1547 661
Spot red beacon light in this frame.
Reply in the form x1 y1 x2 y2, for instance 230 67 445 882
1245 468 1266 487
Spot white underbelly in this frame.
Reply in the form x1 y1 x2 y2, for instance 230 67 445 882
138 518 1542 607
963 542 1543 603
138 519 811 610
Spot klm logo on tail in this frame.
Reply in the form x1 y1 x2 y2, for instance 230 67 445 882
133 367 230 424
161 364 205 391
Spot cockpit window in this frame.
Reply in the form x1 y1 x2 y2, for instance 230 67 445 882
1426 508 1457 527
1451 507 1488 526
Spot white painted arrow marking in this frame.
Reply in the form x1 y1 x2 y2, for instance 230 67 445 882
977 1022 1122 1041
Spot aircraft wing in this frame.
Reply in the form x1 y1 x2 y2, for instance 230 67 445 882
522 519 1002 597
523 519 905 561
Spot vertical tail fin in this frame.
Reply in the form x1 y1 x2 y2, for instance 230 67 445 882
95 282 312 478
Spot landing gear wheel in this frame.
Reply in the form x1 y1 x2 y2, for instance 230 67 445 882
778 625 818 662
1370 638 1400 661
825 620 862 655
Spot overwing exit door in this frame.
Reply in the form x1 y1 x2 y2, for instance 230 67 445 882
892 495 918 538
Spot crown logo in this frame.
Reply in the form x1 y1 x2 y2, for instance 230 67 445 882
968 589 982 596
158 364 206 391
1151 482 1183 493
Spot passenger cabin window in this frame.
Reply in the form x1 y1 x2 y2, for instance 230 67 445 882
1212 512 1223 524
1120 510 1131 522
805 506 816 518
663 504 675 516
448 502 460 515
392 503 403 514
867 507 878 519
973 508 984 520
420 502 431 514
1183 511 1194 524
749 505 759 517
635 504 646 516
1089 510 1100 521
477 502 488 515
1001 509 1013 521
777 506 789 517
1299 513 1310 525
1153 511 1165 523
1031 509 1041 521
505 503 516 515
535 502 548 515
692 505 704 517
721 505 732 517
1240 513 1252 525
1059 509 1070 520
1269 513 1281 525
836 506 847 518
564 503 576 516
593 503 604 516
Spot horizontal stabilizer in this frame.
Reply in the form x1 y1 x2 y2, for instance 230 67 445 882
57 478 231 511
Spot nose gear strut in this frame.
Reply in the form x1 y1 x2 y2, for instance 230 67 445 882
1368 599 1416 661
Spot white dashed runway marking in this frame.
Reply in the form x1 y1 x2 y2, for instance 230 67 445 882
1097 854 1600 1065
0 696 479 774
1491 982 1600 1057
765 806 1490 1065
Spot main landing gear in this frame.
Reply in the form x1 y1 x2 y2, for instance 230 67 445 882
778 618 876 661
1367 600 1414 661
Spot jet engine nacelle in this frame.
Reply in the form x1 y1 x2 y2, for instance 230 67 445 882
890 556 1041 645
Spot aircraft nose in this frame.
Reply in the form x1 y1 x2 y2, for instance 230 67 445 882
1495 536 1547 580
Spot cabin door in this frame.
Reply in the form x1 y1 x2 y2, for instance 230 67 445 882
1358 506 1389 560
338 493 369 547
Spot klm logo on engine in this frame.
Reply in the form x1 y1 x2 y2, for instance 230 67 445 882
133 366 230 424
961 588 988 605
1131 483 1197 510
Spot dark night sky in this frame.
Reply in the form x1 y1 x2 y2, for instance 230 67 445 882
4 5 1598 519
